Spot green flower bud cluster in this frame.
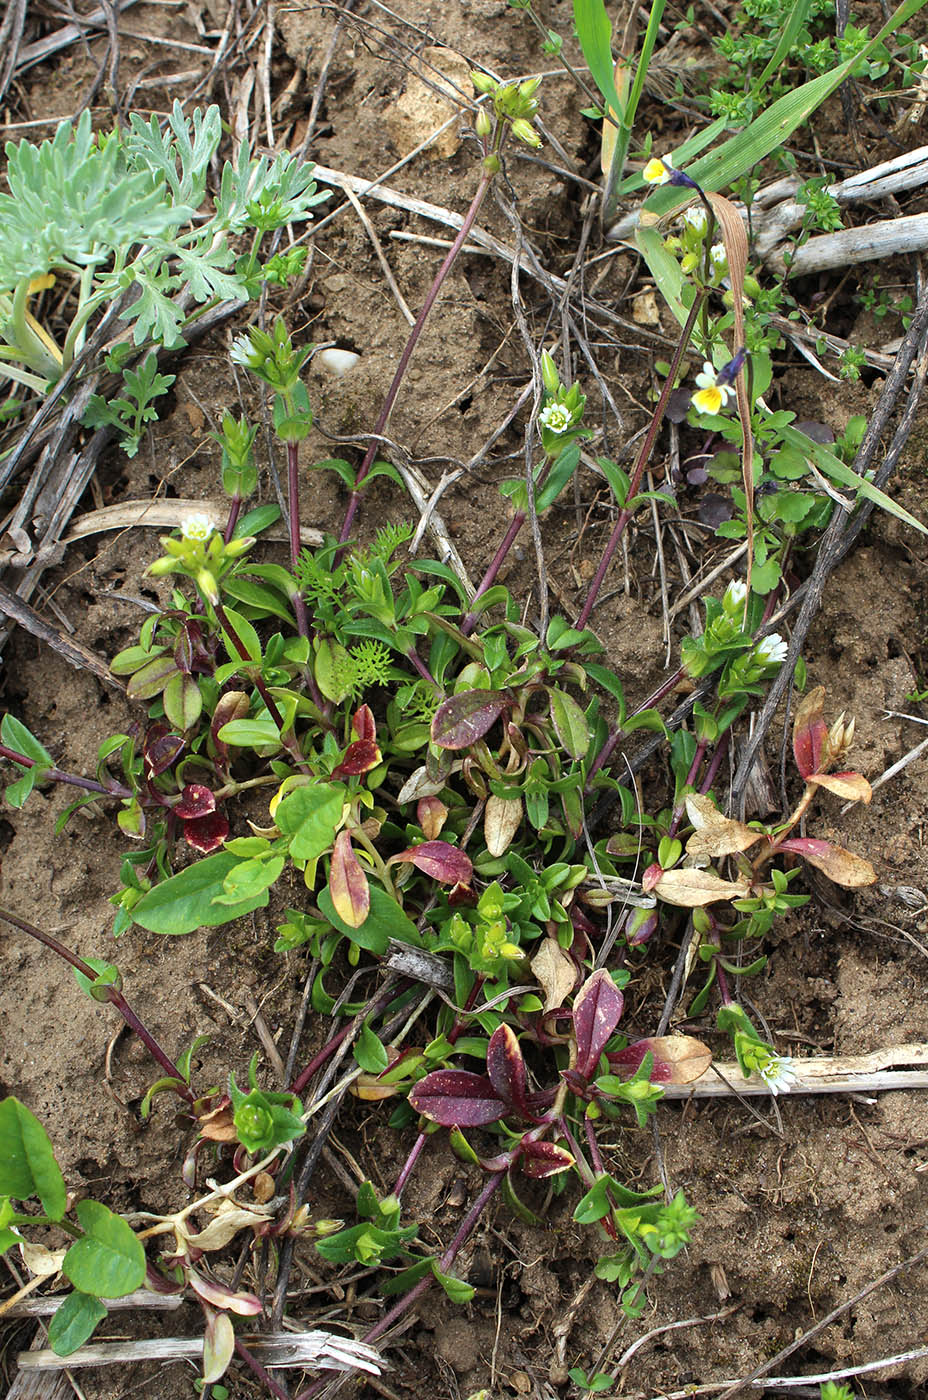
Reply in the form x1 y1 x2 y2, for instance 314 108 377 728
147 512 254 606
471 71 543 149
228 1053 306 1154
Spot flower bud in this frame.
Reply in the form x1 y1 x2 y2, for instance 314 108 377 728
471 70 497 94
474 108 492 138
510 118 542 148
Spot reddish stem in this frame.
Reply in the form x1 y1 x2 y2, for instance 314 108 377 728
337 164 498 551
576 292 704 629
0 743 131 798
461 511 526 635
0 907 194 1106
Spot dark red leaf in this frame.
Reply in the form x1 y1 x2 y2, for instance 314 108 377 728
430 689 511 750
175 784 217 820
210 691 249 764
332 738 382 777
519 1140 574 1178
352 704 376 742
607 1040 673 1083
573 969 624 1082
184 812 230 854
144 724 185 777
387 841 473 885
792 686 828 780
408 1070 506 1127
486 1025 529 1115
641 862 662 893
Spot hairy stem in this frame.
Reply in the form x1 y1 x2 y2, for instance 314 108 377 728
337 163 499 551
576 291 704 629
0 908 194 1105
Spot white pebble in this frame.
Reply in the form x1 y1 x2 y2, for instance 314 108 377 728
317 348 361 377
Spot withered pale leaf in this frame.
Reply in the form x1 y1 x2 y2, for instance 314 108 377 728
187 1202 273 1252
685 792 765 859
530 937 578 1013
779 837 876 888
20 1241 66 1277
808 771 872 804
484 794 523 857
653 867 750 907
649 1035 713 1084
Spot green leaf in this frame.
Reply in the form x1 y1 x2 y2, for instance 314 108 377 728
275 783 345 862
63 1200 146 1298
318 883 421 955
354 1021 389 1074
162 672 202 731
47 1291 108 1356
779 424 928 536
573 0 623 120
547 687 591 759
219 606 262 665
131 852 269 935
0 1097 66 1220
212 855 285 905
432 1261 475 1303
216 716 281 747
1 714 54 766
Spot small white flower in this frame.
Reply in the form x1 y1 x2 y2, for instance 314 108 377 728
180 511 216 543
724 580 747 611
691 361 735 416
755 632 788 665
230 333 259 370
539 402 572 434
758 1055 798 1096
682 206 708 235
642 156 671 186
710 242 727 267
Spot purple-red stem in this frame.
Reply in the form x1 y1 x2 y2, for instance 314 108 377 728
290 981 399 1098
0 907 194 1106
223 495 242 544
393 975 486 1200
295 1169 507 1400
576 292 704 630
0 743 131 798
336 165 498 552
461 511 526 636
234 1340 290 1400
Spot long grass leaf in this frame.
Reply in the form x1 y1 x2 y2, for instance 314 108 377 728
573 0 623 119
778 424 928 536
642 0 928 217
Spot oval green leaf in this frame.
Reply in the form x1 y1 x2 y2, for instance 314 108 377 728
63 1200 146 1298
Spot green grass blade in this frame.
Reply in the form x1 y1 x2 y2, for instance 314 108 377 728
603 0 667 219
633 227 687 327
573 0 623 119
779 424 928 536
643 0 928 216
758 0 813 86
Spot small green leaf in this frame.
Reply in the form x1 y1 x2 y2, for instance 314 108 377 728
131 852 269 935
47 1291 108 1356
432 1261 475 1303
354 1022 389 1074
0 1097 66 1220
318 884 420 955
276 783 345 863
547 687 591 759
63 1200 146 1298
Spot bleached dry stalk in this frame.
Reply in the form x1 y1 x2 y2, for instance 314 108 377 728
661 1042 928 1098
17 1331 381 1375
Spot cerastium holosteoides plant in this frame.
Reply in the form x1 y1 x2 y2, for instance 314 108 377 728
1 57 915 1399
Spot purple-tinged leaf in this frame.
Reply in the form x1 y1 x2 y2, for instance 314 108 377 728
778 836 876 888
519 1140 574 1178
792 686 828 780
409 1070 506 1127
430 689 511 750
608 1035 711 1085
332 738 382 778
126 652 181 701
642 862 662 893
329 831 370 928
486 1025 529 1115
573 969 624 1082
174 784 217 820
417 796 448 840
143 723 185 777
352 704 376 741
184 811 230 854
188 1271 262 1314
627 910 658 946
387 841 473 885
210 691 249 765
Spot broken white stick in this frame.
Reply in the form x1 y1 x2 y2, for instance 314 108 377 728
17 1330 381 1374
661 1042 928 1098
